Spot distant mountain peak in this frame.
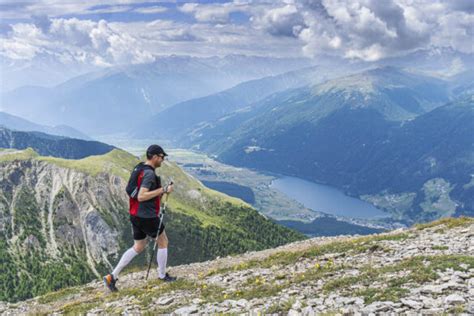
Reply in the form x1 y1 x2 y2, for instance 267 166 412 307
311 66 446 100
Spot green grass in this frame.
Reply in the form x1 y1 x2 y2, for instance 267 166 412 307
207 232 409 276
39 149 138 180
107 278 197 307
323 254 474 304
0 147 38 162
447 304 467 313
38 287 81 304
432 245 449 250
168 198 226 228
265 298 296 313
415 216 474 231
229 282 287 301
354 275 410 304
60 299 101 315
54 279 197 314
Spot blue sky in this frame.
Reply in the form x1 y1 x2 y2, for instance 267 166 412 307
0 0 473 67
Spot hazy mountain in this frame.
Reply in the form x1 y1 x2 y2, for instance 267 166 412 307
134 64 361 140
178 68 473 223
449 70 474 97
378 48 474 77
0 127 115 159
0 54 97 94
182 67 450 151
0 111 91 140
0 55 312 135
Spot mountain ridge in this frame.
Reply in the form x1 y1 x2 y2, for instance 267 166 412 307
0 148 303 303
178 70 473 224
0 127 115 159
2 216 472 314
1 55 312 135
0 111 91 140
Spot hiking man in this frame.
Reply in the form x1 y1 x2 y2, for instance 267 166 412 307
104 144 176 292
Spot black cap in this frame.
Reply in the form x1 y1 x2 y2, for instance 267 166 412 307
146 144 168 157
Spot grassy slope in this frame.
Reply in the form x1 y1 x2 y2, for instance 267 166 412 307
0 148 304 302
27 216 474 315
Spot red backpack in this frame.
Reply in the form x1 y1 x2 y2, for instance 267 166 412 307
126 162 160 216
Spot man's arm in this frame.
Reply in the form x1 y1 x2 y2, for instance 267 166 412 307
137 186 165 202
137 170 173 202
137 170 164 202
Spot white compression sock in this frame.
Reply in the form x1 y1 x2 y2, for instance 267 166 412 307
112 247 139 279
157 248 168 279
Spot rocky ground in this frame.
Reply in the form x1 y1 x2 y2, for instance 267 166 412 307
1 217 473 315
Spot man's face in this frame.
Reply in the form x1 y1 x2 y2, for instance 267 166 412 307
152 154 165 168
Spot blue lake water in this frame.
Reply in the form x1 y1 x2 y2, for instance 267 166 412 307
270 176 389 220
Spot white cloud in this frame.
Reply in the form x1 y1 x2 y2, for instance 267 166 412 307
0 0 163 19
87 4 133 14
251 3 306 37
432 10 474 54
116 19 302 58
0 17 155 66
179 2 249 23
247 0 474 61
134 6 168 14
0 0 472 66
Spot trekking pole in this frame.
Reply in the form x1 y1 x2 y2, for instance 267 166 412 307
146 181 173 280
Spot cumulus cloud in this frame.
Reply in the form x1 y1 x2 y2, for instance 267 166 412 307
0 0 472 66
251 3 306 37
248 0 474 61
0 17 155 66
179 2 249 23
431 9 474 54
134 6 168 14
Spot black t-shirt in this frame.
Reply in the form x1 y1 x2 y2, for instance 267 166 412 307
137 168 162 218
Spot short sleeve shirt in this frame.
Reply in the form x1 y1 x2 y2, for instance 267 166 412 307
137 168 162 218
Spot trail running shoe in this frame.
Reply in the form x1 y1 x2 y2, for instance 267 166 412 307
103 273 118 292
159 273 177 282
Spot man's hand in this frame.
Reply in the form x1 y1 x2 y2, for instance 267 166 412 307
164 183 174 194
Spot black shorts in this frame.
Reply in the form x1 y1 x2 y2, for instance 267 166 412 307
130 215 165 240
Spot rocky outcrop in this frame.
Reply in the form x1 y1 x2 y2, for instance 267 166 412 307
0 159 129 272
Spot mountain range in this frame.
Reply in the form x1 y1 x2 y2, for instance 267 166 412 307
133 64 361 140
0 55 312 135
0 111 90 140
0 127 114 159
167 67 473 224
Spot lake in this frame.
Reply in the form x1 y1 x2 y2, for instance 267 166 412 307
270 176 389 219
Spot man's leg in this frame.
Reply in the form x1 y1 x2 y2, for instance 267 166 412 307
112 239 147 279
156 230 172 280
105 239 147 291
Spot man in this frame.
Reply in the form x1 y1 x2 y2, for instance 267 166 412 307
104 144 176 292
